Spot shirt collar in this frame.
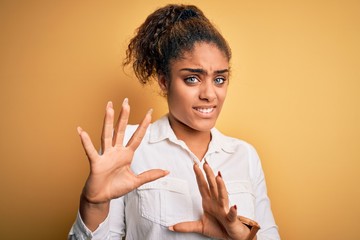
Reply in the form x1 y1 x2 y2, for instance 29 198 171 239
149 115 236 154
149 115 177 143
208 128 236 154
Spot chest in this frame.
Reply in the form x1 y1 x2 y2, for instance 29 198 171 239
127 140 255 223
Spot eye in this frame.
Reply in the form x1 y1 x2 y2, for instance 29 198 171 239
214 77 226 85
184 76 200 84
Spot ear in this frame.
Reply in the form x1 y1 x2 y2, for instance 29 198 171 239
157 74 168 93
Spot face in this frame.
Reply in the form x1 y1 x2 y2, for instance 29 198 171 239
159 42 229 133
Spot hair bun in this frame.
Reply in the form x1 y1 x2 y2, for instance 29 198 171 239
176 8 199 21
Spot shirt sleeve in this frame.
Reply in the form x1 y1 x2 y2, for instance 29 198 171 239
248 144 281 240
68 197 126 240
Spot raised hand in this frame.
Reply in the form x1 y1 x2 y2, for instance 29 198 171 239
170 162 259 240
78 99 169 204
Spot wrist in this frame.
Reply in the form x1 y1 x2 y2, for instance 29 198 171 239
80 190 110 207
79 193 111 231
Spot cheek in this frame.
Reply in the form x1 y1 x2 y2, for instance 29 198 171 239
168 84 195 103
169 92 190 108
167 90 196 117
167 90 180 109
217 88 228 102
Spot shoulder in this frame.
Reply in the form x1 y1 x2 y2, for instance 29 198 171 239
212 128 258 156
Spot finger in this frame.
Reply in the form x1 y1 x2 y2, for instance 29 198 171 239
203 161 218 199
101 101 115 152
135 169 170 187
126 108 152 151
169 220 203 234
113 98 130 147
77 127 98 162
193 163 210 199
216 171 229 208
227 205 238 222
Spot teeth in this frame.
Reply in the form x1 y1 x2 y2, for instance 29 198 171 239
195 108 214 113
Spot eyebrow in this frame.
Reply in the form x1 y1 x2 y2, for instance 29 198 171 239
179 68 229 74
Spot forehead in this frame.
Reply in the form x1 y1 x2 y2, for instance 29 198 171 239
170 42 229 72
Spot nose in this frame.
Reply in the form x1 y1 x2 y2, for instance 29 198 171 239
199 80 216 102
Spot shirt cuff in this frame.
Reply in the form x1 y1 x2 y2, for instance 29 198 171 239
69 211 110 240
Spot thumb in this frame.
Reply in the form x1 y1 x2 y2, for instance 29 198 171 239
227 204 238 222
136 169 169 186
169 220 203 234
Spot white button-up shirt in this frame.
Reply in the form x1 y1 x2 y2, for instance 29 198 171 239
69 116 280 240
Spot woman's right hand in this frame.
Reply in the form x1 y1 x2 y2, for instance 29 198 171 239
78 98 169 204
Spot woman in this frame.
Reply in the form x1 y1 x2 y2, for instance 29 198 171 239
69 4 280 240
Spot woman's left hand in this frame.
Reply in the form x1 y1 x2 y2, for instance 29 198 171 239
169 162 255 240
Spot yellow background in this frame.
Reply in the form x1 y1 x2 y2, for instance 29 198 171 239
1 0 359 239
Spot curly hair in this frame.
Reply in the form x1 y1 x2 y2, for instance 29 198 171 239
123 4 232 84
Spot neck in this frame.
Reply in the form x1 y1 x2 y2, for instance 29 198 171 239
168 115 211 161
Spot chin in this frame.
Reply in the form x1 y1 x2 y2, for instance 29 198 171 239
191 120 216 132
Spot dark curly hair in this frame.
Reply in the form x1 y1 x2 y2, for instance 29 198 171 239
123 4 232 85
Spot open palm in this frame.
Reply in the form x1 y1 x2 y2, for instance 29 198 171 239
78 99 168 204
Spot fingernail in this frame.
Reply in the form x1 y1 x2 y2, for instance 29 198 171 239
123 98 128 106
234 204 237 210
218 171 222 178
107 101 113 109
147 108 153 115
168 226 174 232
77 126 83 135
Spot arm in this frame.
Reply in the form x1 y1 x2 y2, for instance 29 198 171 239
71 99 169 235
249 146 280 240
